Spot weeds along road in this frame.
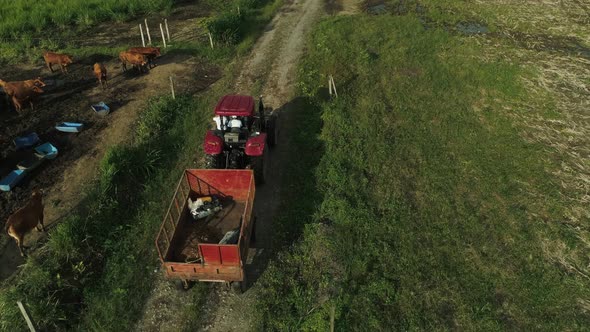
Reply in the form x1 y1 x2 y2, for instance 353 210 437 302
135 0 326 330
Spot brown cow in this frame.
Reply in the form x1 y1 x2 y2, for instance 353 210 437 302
128 47 161 68
119 51 148 73
93 63 108 88
43 51 73 74
0 79 45 112
5 189 45 257
11 86 44 112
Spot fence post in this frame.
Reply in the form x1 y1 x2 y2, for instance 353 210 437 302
328 76 333 96
331 75 338 98
330 305 335 332
169 76 175 100
145 19 152 45
139 24 145 47
165 19 171 42
17 301 36 332
208 32 214 49
159 23 167 48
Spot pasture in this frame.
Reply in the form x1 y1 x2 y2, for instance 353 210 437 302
258 1 590 330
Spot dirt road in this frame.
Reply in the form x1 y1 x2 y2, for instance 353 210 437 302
134 0 326 330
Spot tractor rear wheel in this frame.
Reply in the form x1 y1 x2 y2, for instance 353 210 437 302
204 154 221 169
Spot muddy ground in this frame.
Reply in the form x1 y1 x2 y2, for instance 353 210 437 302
0 2 220 280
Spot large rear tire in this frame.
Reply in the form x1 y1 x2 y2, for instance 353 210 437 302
205 154 221 169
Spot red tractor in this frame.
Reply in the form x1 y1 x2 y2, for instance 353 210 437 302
202 95 278 183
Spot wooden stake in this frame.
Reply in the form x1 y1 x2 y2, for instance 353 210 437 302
208 32 214 49
331 76 338 98
145 19 152 45
17 301 36 332
165 19 171 42
159 23 167 48
328 77 333 96
139 24 145 47
238 5 240 15
169 76 175 100
330 305 335 332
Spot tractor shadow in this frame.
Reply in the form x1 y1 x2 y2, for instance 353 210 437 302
242 95 325 290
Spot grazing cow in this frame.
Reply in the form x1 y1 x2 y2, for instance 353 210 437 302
128 47 161 68
0 79 45 112
43 51 73 74
119 51 148 73
5 189 45 257
93 63 108 88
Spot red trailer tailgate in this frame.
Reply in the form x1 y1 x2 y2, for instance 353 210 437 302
200 244 240 266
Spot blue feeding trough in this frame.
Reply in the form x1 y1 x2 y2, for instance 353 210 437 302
56 122 84 133
91 102 110 116
34 142 58 160
0 169 26 192
13 132 40 150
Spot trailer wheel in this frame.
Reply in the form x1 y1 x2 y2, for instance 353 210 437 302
176 279 193 291
231 281 243 294
205 154 221 169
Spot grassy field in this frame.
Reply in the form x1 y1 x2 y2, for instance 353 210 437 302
257 2 589 330
0 0 282 330
0 0 173 63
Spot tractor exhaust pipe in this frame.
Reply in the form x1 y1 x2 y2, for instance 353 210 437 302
258 95 265 132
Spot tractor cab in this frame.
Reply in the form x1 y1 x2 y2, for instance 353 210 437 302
203 95 279 183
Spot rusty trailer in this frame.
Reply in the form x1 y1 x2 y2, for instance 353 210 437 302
155 169 255 290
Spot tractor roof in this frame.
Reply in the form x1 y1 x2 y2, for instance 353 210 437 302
214 95 255 117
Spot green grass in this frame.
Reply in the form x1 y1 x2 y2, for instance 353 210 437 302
257 14 590 331
0 0 173 63
0 0 171 37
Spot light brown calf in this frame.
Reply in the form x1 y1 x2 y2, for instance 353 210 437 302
43 51 73 74
128 47 161 68
11 86 44 112
5 189 45 257
93 63 108 88
119 51 148 73
0 79 45 112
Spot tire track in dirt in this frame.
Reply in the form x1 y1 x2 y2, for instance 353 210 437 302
199 0 325 331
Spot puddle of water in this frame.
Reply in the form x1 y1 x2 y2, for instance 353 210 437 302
457 22 489 35
367 4 387 14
